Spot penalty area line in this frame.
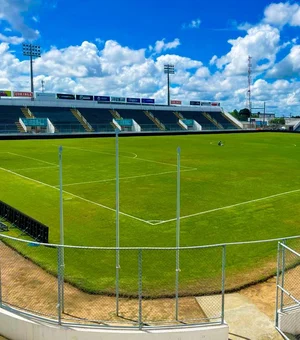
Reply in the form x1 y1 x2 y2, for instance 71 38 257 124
0 167 153 225
7 152 58 166
153 187 300 225
58 145 195 170
59 168 198 187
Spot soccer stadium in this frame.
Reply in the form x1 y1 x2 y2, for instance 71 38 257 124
0 88 299 340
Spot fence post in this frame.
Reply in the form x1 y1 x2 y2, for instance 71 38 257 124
57 245 62 325
138 249 143 330
275 241 281 327
0 255 2 307
221 245 226 324
280 239 286 312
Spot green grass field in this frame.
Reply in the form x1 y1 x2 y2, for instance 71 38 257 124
0 132 300 296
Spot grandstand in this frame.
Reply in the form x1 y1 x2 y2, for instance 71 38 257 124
0 95 242 134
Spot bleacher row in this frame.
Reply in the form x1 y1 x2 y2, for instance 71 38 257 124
0 105 239 133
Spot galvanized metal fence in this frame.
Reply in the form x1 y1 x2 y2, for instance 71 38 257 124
276 242 300 339
0 234 299 330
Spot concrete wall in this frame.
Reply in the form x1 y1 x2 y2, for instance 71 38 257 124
0 308 228 340
278 307 300 335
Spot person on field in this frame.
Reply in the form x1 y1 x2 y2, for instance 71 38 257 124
218 140 224 146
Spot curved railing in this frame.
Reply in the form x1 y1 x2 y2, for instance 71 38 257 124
0 233 299 329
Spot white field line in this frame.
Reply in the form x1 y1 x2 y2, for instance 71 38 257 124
58 145 195 170
152 188 300 225
53 145 138 159
59 168 197 187
0 167 152 225
12 166 58 171
7 152 57 166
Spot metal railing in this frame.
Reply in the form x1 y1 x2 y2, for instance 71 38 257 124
276 242 300 339
0 234 299 330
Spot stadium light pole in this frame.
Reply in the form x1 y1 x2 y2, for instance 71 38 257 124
164 64 174 106
22 43 41 98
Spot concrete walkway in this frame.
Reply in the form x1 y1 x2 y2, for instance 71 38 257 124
197 293 283 340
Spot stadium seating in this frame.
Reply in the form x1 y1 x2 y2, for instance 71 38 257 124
75 108 114 132
0 105 23 133
115 109 159 130
209 111 237 129
179 110 217 130
29 106 85 133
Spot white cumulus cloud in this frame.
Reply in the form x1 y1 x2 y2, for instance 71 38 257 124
151 38 180 54
182 18 201 29
264 2 300 27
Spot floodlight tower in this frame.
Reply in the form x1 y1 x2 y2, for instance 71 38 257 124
22 44 41 97
164 64 175 106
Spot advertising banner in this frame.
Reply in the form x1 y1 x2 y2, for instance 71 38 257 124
13 91 33 98
200 101 211 106
171 100 182 105
111 96 126 103
127 97 141 103
211 102 220 106
57 93 76 100
35 92 56 100
0 90 12 97
142 98 155 104
95 95 110 102
190 101 200 106
76 95 93 101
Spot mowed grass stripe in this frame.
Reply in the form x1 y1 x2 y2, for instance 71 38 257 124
0 166 151 225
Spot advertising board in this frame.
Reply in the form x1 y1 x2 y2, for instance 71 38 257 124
127 98 141 103
57 93 76 100
13 91 33 97
0 90 12 97
171 100 182 105
95 96 110 102
141 98 155 104
76 95 93 101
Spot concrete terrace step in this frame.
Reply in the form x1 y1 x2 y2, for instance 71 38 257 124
196 293 282 340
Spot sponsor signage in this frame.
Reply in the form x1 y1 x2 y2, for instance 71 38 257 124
111 96 126 103
95 95 110 102
127 97 141 103
200 101 211 106
142 98 155 104
36 92 56 100
76 94 93 101
190 101 200 106
13 91 33 98
171 100 182 105
211 102 220 106
22 118 48 127
0 90 12 97
57 93 75 100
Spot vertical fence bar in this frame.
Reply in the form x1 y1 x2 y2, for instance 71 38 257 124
0 256 2 307
57 246 62 325
58 146 65 313
138 249 143 330
275 241 281 327
175 147 181 321
280 240 286 311
115 129 120 316
221 245 226 324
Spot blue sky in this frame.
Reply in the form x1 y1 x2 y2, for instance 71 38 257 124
0 0 300 115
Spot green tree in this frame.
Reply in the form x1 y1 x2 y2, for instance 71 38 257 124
269 117 285 125
238 108 251 121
